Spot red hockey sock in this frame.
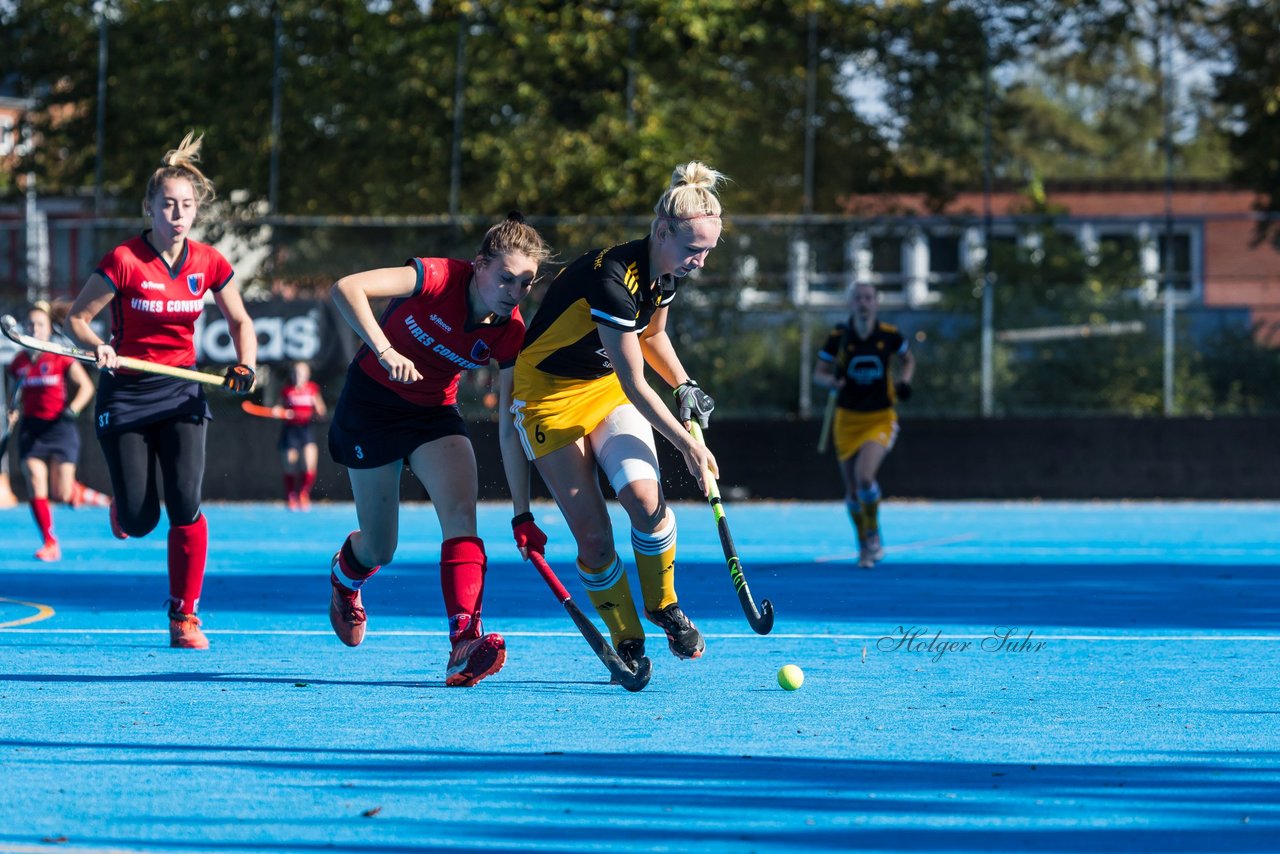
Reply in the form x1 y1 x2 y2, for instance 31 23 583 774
440 536 486 622
333 533 379 590
300 470 317 498
283 472 298 499
168 514 208 615
31 497 54 542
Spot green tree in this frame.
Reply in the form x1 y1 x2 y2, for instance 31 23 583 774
1213 0 1280 238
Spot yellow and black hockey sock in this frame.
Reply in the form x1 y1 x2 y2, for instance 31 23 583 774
845 498 866 540
631 514 678 613
857 483 882 534
577 553 642 645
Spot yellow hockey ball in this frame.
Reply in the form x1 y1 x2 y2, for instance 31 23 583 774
777 664 804 691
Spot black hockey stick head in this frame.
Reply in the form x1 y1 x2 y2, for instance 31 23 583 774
563 598 653 692
746 596 775 635
610 654 652 693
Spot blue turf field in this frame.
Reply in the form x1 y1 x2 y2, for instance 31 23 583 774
1 500 1277 852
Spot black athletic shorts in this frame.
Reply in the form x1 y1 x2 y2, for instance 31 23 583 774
18 416 81 464
327 364 468 469
278 423 316 453
95 370 210 437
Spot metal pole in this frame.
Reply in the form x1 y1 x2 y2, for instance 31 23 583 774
979 9 995 417
268 2 283 215
625 15 638 129
798 9 818 418
449 14 468 217
94 6 108 215
1159 0 1176 416
802 9 817 217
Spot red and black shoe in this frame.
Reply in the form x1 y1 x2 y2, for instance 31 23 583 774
109 500 129 540
168 608 210 650
445 614 506 687
329 557 368 647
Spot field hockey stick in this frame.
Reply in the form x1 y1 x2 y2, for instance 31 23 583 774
241 401 297 421
687 421 775 635
2 314 227 387
816 388 837 453
0 402 16 460
527 550 653 692
0 385 18 462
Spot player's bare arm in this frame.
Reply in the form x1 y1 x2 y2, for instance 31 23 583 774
67 274 121 369
636 306 691 389
600 324 718 490
496 365 533 522
331 266 422 384
213 284 258 376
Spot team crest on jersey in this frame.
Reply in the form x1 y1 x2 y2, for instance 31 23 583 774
470 340 492 362
186 273 205 295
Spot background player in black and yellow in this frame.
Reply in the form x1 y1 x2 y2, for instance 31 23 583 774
814 282 916 568
511 162 725 673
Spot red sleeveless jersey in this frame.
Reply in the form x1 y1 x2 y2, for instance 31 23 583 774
281 380 321 422
354 257 525 406
8 351 75 420
94 232 234 369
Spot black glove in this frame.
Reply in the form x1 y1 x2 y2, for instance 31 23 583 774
673 380 715 429
61 406 80 422
224 364 256 395
895 381 913 402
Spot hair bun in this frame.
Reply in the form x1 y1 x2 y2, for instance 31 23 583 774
506 210 525 224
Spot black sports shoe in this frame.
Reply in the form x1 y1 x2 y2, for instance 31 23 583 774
645 603 705 660
610 637 647 684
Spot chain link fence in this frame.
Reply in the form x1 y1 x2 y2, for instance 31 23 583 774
3 212 1279 419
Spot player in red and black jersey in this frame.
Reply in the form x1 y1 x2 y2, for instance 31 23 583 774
66 132 257 649
326 212 551 687
814 282 917 568
278 361 326 510
4 302 99 561
510 162 726 673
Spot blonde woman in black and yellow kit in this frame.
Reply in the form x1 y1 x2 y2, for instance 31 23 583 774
510 162 725 674
815 282 916 568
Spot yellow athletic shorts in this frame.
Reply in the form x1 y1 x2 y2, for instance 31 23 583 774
833 407 898 462
511 370 630 460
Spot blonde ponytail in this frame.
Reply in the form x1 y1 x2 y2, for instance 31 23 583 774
651 161 727 236
143 131 216 213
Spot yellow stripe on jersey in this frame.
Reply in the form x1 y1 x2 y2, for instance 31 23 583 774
515 297 599 378
623 262 639 295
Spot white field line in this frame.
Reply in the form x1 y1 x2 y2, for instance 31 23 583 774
2 628 1280 641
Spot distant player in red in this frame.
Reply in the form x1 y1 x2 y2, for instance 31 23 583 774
278 360 326 510
326 211 551 687
5 301 99 561
66 132 258 649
